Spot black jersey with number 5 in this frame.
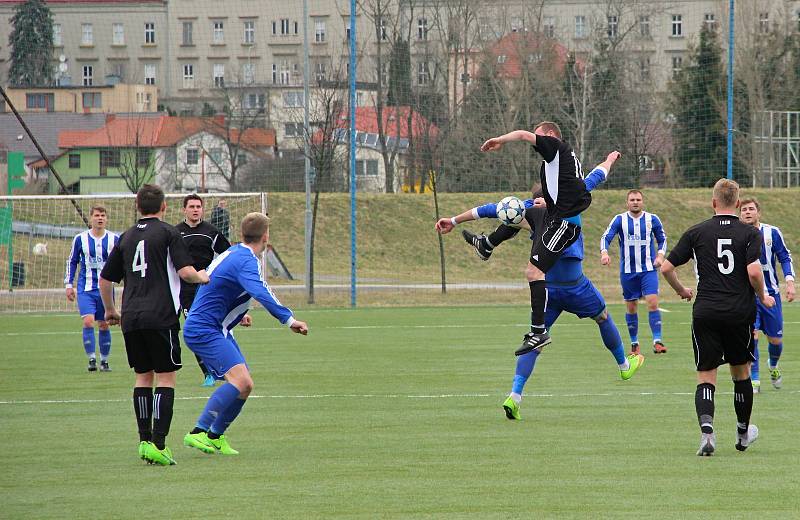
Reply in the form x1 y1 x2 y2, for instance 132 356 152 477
100 217 194 332
532 135 592 219
666 214 762 322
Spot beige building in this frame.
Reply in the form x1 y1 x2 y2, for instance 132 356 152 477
3 83 157 113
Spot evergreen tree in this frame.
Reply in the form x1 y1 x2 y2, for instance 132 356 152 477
387 38 411 106
8 0 54 87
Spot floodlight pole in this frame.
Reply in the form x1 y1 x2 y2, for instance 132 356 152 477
726 0 735 180
302 0 313 303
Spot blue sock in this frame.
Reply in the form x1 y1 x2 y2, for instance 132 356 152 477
512 350 541 395
210 398 247 436
195 383 241 431
648 310 662 342
751 339 760 380
82 327 96 357
625 313 638 344
599 313 627 365
98 329 111 359
768 342 783 368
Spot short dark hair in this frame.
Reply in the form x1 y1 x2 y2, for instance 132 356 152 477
627 190 643 199
136 184 165 215
740 197 760 211
241 212 270 244
183 193 203 208
90 205 107 215
534 121 562 139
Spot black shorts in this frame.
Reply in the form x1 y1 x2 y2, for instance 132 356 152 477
529 217 581 272
123 329 182 374
692 318 754 371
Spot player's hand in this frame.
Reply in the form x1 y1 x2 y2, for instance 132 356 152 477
654 254 664 268
105 309 121 326
435 218 455 234
760 293 776 308
600 252 610 266
66 288 76 302
532 197 546 208
607 151 621 163
480 137 503 152
240 314 252 327
786 281 795 302
678 287 693 301
290 320 308 335
196 270 210 284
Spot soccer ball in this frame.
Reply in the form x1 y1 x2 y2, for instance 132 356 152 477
32 243 48 256
496 196 526 226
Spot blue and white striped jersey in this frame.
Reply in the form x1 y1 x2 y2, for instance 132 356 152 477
185 243 294 336
600 212 666 274
757 223 794 296
64 230 120 292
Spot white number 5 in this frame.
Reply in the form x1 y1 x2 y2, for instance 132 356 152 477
132 240 148 278
717 238 734 274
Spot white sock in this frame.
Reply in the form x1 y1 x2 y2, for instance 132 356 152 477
619 360 630 371
510 392 522 404
100 355 108 362
88 353 96 360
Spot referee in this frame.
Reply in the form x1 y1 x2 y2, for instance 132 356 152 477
660 179 775 456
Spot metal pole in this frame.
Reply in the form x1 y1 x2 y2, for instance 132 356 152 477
726 0 734 180
349 0 357 307
302 0 313 302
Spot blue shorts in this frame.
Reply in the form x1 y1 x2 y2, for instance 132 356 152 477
183 329 247 379
545 276 606 327
77 290 106 321
755 294 783 338
621 270 659 301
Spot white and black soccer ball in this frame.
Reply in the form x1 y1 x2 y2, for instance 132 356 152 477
496 196 526 226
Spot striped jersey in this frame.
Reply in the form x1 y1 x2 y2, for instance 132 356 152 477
757 223 794 296
65 230 120 292
600 212 666 274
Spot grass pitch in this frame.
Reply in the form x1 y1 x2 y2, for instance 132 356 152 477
2 304 799 519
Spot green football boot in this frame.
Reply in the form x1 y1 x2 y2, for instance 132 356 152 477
620 353 645 381
207 434 239 455
502 396 521 420
183 432 215 454
142 442 177 465
138 441 148 460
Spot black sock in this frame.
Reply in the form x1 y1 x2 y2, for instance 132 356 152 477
207 431 221 440
733 378 753 434
695 383 715 434
190 427 206 435
195 354 209 376
529 280 547 334
487 224 519 249
133 387 153 443
151 387 175 450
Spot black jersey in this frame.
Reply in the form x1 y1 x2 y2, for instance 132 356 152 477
175 219 230 308
532 135 592 219
100 217 194 333
666 214 762 322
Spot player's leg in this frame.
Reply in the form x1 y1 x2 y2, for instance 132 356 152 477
692 319 725 456
94 292 112 371
78 291 98 371
462 224 519 261
723 322 759 451
642 271 666 354
622 275 641 354
761 295 784 389
752 306 763 391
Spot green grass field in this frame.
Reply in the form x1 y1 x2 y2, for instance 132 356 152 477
2 304 799 519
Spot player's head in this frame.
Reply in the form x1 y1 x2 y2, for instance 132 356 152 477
241 212 270 252
183 194 203 224
533 121 561 139
626 190 644 215
711 178 740 213
739 197 761 226
136 184 166 217
89 205 107 230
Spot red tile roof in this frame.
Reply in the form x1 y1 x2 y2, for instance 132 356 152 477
0 0 163 4
343 107 438 139
487 32 581 79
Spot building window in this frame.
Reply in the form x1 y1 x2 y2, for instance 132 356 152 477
283 91 304 107
271 63 277 84
213 63 225 87
417 61 429 85
671 14 682 37
99 149 120 176
639 57 650 80
671 55 683 78
639 15 650 37
244 93 265 110
510 16 523 33
280 18 289 35
212 21 224 43
136 148 150 167
182 21 193 45
208 148 223 164
26 93 54 110
244 20 255 44
81 23 93 45
704 13 716 30
284 122 303 137
346 23 351 41
574 16 586 38
68 154 80 169
315 20 326 42
186 148 199 165
279 61 290 84
82 65 93 86
543 17 555 38
53 23 62 46
356 159 379 177
112 23 125 45
271 21 276 35
294 21 299 35
82 92 102 108
242 62 255 84
478 18 492 40
315 62 326 83
380 62 389 85
607 15 618 38
497 55 507 64
417 18 428 40
144 63 156 85
182 64 194 88
144 22 155 44
380 17 387 40
759 13 769 33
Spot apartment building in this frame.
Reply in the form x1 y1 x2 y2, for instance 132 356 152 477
3 83 157 113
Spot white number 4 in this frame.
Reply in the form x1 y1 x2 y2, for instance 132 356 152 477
132 240 148 278
717 238 734 275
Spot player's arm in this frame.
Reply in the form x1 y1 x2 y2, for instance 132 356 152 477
238 259 307 334
660 231 694 300
652 215 667 268
435 199 534 234
599 215 621 266
64 235 81 301
212 231 232 254
772 228 795 302
99 245 124 325
480 130 537 153
584 151 621 192
745 232 774 307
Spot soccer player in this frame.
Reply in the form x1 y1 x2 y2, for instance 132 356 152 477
436 152 643 420
600 190 668 355
740 197 795 392
65 205 119 372
176 193 231 386
99 184 209 466
182 212 308 456
479 122 592 355
661 179 774 456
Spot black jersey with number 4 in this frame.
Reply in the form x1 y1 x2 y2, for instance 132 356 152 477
666 214 762 322
532 135 592 219
100 217 194 333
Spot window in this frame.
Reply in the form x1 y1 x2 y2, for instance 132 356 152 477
417 61 429 85
574 16 586 38
380 62 388 85
186 148 199 165
112 23 124 45
81 23 93 45
639 15 650 37
208 148 223 164
144 63 156 85
284 122 303 137
543 17 555 38
182 21 193 45
271 63 277 84
364 133 378 147
672 14 682 37
26 93 54 111
379 17 387 40
82 65 93 86
68 154 80 169
239 152 248 165
280 18 289 35
759 13 769 33
182 63 195 88
144 22 155 44
82 92 102 108
346 23 351 41
242 62 255 84
607 15 618 38
315 62 326 83
417 18 428 40
244 20 255 44
136 148 150 167
244 93 265 110
355 159 379 177
797 10 800 33
478 18 492 40
294 21 299 35
272 21 276 35
704 13 716 30
671 55 683 78
212 21 224 43
53 24 62 46
639 57 650 80
213 63 225 87
99 149 120 176
497 55 507 64
279 61 290 84
315 20 326 42
283 91 304 107
639 155 654 171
